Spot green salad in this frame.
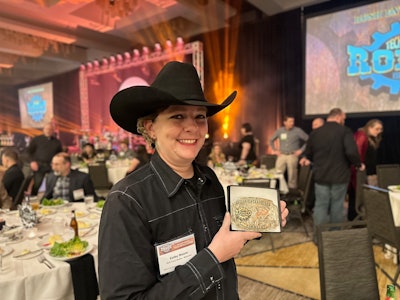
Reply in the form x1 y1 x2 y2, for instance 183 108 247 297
50 236 89 257
42 198 65 206
97 200 105 208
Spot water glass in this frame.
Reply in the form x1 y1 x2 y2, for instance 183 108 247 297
84 195 94 208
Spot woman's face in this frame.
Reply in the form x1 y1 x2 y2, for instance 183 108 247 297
145 105 208 166
368 122 383 137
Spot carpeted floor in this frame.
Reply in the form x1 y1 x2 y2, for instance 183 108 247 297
236 214 400 299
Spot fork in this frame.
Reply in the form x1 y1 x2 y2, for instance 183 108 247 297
37 254 55 269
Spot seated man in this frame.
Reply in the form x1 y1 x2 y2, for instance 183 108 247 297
1 149 25 203
42 152 98 202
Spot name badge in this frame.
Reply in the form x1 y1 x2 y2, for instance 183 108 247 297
156 233 197 275
280 133 287 140
73 189 84 200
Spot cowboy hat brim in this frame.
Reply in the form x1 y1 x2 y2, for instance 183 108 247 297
110 85 237 134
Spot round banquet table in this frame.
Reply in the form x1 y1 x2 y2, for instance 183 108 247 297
0 203 101 300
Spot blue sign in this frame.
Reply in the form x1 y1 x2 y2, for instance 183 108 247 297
347 22 400 95
27 95 47 122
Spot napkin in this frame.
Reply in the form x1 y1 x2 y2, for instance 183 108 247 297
67 254 99 300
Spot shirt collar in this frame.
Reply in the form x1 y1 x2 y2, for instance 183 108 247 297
149 151 211 198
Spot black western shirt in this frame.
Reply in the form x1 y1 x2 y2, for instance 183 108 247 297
98 151 238 299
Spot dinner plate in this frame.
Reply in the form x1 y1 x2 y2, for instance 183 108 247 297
0 245 13 257
13 248 43 260
37 208 56 216
41 200 69 208
48 243 93 261
78 220 97 230
36 234 67 249
75 210 89 218
388 185 400 193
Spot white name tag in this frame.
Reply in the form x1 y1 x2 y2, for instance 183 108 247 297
280 133 287 140
156 233 197 275
73 189 84 200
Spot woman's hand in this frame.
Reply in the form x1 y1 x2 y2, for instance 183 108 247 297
208 212 262 263
280 200 289 227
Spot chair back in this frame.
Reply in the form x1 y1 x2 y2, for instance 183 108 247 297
259 155 277 170
88 164 112 190
13 175 34 209
317 221 379 300
296 165 313 213
376 164 400 189
355 169 367 219
363 184 400 247
242 178 279 190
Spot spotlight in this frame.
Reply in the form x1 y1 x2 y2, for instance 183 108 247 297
101 58 109 68
133 49 140 60
86 62 93 70
165 40 173 50
93 60 100 70
176 37 184 50
116 54 123 65
154 43 162 53
142 46 149 55
124 51 131 62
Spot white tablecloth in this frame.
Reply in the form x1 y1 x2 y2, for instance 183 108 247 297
77 165 129 185
389 190 400 226
0 203 100 300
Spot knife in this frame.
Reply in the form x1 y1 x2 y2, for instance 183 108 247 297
81 226 95 237
13 249 43 258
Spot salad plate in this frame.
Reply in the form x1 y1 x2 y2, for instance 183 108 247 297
0 245 13 257
49 243 93 261
41 199 69 208
388 185 400 193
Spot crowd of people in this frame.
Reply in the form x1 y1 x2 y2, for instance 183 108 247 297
0 60 386 299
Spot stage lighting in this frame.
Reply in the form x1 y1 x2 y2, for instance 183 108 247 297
79 64 86 71
124 51 131 62
102 58 109 68
176 37 184 50
154 43 162 54
109 55 116 65
93 60 100 70
86 62 93 71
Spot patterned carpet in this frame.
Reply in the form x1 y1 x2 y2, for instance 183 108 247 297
235 215 400 299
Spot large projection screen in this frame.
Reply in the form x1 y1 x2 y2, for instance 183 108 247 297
305 0 400 117
18 82 54 128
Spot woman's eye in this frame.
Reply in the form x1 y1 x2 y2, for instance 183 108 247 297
170 114 183 119
196 114 206 119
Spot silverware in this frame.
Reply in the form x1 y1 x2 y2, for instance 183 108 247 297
38 254 55 269
81 226 95 237
14 248 43 258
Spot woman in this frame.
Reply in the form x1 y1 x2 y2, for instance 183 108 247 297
98 61 288 299
125 144 152 175
207 143 226 168
238 123 257 166
348 119 383 220
79 143 97 164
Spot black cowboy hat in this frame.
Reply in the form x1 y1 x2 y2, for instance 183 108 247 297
110 61 237 134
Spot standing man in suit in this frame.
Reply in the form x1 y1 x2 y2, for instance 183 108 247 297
27 123 63 195
42 152 97 202
300 108 364 230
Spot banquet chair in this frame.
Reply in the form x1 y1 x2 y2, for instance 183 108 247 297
88 163 113 196
317 221 379 300
376 164 400 189
285 165 313 236
12 174 34 210
363 184 400 286
354 169 367 221
259 155 277 170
